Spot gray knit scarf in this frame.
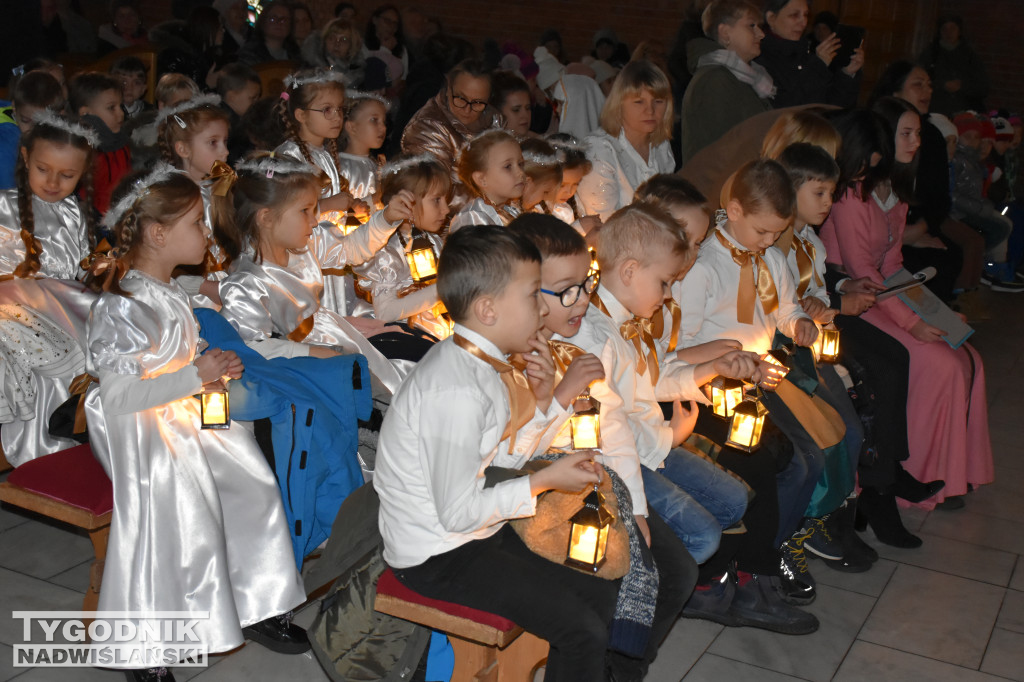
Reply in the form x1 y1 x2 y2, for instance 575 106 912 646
697 48 777 100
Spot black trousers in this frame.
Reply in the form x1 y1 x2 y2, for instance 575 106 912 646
694 406 785 580
395 515 695 682
833 314 912 490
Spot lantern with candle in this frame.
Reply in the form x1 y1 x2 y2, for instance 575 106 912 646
570 394 601 450
725 397 767 452
706 376 745 419
565 485 615 572
200 384 230 429
405 230 439 284
812 323 841 363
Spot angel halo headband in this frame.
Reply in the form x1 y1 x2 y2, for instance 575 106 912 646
283 70 348 90
235 154 323 180
102 163 180 231
380 153 439 178
523 150 560 166
32 110 100 148
153 93 223 130
345 89 391 111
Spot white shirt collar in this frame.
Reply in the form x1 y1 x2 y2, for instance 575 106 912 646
452 323 508 362
595 285 633 325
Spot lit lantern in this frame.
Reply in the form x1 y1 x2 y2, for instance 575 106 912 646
813 324 841 363
588 247 600 274
759 348 791 389
725 398 767 453
706 376 745 419
570 395 601 450
406 231 439 284
565 486 614 572
200 386 230 429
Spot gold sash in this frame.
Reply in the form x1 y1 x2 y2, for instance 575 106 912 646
68 372 98 434
548 339 588 382
453 334 536 450
592 292 660 383
715 229 779 325
793 235 824 298
288 315 315 342
774 379 846 448
650 299 682 353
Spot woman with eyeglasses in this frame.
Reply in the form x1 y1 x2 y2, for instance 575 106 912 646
576 60 676 221
238 0 299 66
401 59 505 210
300 18 366 88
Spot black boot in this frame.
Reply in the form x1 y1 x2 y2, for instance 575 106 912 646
892 466 945 503
242 613 311 654
729 572 819 635
125 669 175 682
821 499 875 572
856 489 923 548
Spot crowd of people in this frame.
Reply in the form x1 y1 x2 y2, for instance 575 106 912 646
0 0 1017 681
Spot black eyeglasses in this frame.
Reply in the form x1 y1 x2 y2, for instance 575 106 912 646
541 271 600 307
451 94 488 112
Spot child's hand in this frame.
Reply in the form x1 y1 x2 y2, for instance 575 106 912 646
793 318 819 347
800 296 835 324
383 189 416 224
579 215 602 235
553 353 605 409
346 315 403 338
351 199 371 217
308 345 342 359
910 319 945 343
705 338 744 358
523 333 555 412
320 192 353 213
223 352 244 380
840 291 876 316
670 400 698 447
194 348 239 383
841 277 886 295
712 349 761 382
529 451 602 495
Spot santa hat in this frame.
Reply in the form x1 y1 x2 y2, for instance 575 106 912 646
953 112 985 137
992 117 1014 141
929 113 958 141
534 46 565 91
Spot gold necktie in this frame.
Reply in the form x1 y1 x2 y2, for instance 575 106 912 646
715 229 779 325
548 339 588 382
592 292 660 383
793 235 824 298
453 335 536 450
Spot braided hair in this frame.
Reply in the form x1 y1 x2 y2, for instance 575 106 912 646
13 119 95 278
84 171 201 296
276 69 344 175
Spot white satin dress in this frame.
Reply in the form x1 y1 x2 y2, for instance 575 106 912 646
0 189 95 465
83 271 306 661
219 210 407 393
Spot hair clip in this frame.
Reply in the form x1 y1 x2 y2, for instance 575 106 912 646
103 163 180 230
280 91 290 101
31 110 100 148
153 93 222 129
11 64 25 78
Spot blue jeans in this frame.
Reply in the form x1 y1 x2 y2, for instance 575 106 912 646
641 448 749 564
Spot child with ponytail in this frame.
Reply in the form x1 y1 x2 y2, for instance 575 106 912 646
81 166 308 682
449 128 525 231
353 155 451 342
0 112 95 279
156 93 236 305
218 154 414 395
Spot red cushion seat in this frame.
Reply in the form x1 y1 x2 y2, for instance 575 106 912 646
6 444 113 516
376 567 517 632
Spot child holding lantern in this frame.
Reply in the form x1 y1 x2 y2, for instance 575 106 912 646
374 225 647 682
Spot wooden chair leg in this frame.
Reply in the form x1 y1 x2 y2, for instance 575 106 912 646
496 631 548 682
83 525 109 613
448 634 498 682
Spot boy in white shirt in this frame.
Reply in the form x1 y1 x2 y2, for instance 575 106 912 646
374 225 633 681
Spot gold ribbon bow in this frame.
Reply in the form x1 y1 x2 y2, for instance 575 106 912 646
715 230 779 325
207 160 238 197
453 334 536 451
793 235 824 298
650 298 682 353
591 292 660 382
548 339 588 382
68 373 98 435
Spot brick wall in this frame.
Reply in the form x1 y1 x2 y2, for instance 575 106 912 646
938 0 1024 114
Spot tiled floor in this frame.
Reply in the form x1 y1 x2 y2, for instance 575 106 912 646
0 287 1021 682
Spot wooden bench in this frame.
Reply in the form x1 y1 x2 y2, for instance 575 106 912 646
374 568 549 682
0 444 112 612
